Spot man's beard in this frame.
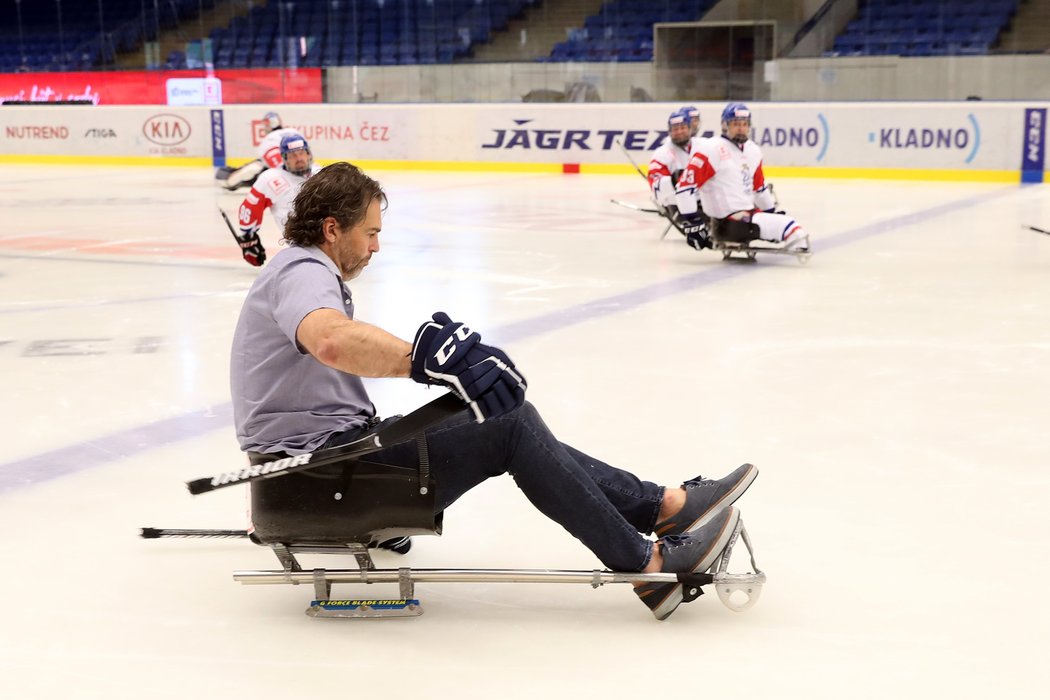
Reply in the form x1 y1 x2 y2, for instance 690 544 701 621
342 257 368 281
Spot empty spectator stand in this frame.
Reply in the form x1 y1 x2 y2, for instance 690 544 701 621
207 0 535 69
825 0 1018 57
543 0 716 63
0 0 210 72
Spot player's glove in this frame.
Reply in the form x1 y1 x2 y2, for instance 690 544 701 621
676 212 710 251
410 312 527 423
686 227 712 251
237 231 267 267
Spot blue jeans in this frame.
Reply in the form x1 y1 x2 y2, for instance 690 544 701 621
323 401 662 572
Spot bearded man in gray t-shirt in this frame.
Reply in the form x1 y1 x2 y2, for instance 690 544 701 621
229 162 758 621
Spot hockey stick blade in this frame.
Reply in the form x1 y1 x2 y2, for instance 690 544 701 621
1027 225 1050 236
610 199 662 214
186 392 465 495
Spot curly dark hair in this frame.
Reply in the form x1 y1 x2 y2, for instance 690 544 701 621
282 162 387 246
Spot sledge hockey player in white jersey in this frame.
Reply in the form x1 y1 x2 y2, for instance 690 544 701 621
217 112 306 192
674 103 809 256
648 108 696 209
233 134 321 266
647 108 711 250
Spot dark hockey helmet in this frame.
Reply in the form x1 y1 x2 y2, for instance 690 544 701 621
683 105 700 135
721 103 751 144
279 134 312 176
667 108 691 147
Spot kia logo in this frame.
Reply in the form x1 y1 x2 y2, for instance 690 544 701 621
143 113 191 146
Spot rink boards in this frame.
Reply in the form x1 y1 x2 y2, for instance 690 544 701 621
0 101 1046 182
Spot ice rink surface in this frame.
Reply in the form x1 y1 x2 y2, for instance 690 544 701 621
1 164 1048 699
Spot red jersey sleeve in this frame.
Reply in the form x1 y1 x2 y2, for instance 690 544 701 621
647 159 671 188
753 162 766 190
676 152 716 193
238 186 273 237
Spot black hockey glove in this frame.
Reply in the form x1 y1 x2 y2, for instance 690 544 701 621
410 312 527 423
687 228 712 251
237 232 267 267
677 213 710 251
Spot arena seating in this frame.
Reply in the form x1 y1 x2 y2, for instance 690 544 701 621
0 0 207 72
825 0 1018 57
2 0 1020 73
0 0 535 72
544 0 715 63
207 0 534 69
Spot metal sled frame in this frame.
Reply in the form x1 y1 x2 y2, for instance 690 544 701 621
610 198 810 264
168 393 766 620
714 239 812 264
231 519 765 619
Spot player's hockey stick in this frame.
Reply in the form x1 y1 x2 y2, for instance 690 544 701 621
610 198 662 214
1027 225 1050 236
140 528 248 539
218 205 242 245
615 139 649 183
612 138 712 243
186 392 465 495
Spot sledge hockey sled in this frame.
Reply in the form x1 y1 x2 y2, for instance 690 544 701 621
609 140 808 264
610 198 811 265
707 217 812 264
144 393 765 619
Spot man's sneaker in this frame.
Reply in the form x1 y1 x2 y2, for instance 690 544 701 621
653 463 757 537
634 506 741 621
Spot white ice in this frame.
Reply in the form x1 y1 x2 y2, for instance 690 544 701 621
0 165 1048 699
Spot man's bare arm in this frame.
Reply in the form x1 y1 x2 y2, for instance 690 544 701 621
296 308 411 378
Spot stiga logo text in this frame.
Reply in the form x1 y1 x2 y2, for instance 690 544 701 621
84 128 116 138
143 114 191 146
482 119 666 151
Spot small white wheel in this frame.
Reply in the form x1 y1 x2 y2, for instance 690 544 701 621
716 581 763 612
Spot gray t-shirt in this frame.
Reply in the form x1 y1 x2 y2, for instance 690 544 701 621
230 245 375 454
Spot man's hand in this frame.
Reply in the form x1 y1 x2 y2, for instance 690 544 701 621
410 312 527 423
237 231 267 267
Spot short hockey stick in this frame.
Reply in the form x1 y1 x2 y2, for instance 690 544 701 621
1027 225 1050 236
140 528 248 539
218 205 242 245
186 392 464 495
615 139 649 183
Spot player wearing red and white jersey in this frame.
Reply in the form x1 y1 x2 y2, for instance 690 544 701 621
675 103 809 252
648 108 696 208
217 112 306 191
234 134 321 267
